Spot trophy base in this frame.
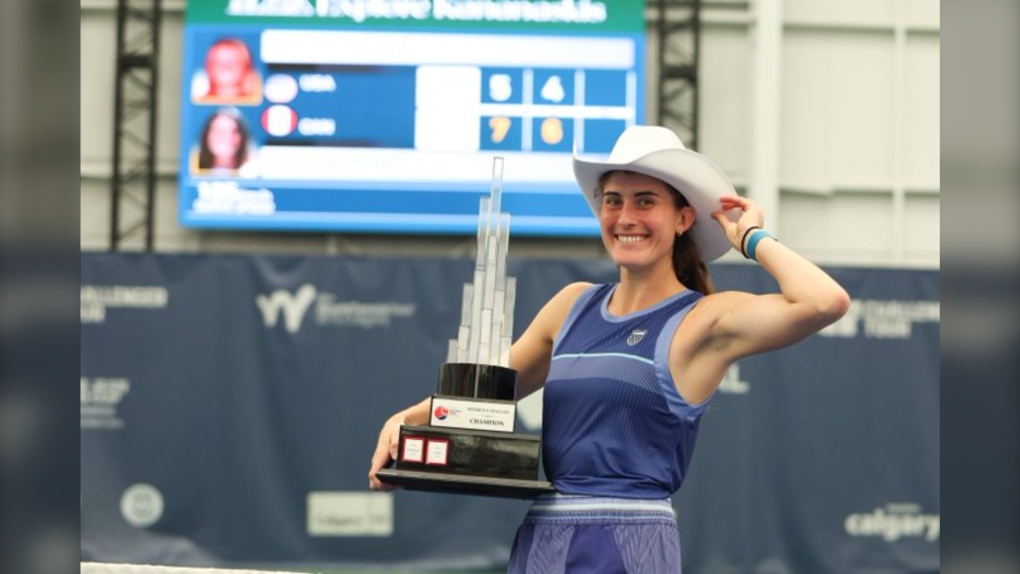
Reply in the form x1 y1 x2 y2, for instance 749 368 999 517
394 424 541 481
376 468 555 499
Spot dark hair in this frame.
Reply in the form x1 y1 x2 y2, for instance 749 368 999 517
197 108 250 170
597 170 715 294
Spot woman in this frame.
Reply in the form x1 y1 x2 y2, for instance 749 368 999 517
193 38 261 104
368 125 849 572
196 108 255 176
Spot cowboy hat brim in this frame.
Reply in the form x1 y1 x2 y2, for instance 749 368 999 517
573 147 737 262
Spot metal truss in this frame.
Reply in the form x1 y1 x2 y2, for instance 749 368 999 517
655 0 750 151
109 0 162 250
656 0 703 150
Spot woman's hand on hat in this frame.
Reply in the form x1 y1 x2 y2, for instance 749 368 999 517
712 195 765 252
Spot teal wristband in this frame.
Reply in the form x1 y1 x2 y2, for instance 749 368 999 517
739 225 761 259
746 230 774 261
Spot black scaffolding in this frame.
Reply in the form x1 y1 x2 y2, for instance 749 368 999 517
109 0 162 250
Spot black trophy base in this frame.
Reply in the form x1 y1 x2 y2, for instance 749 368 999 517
393 425 540 480
376 468 555 499
379 363 555 499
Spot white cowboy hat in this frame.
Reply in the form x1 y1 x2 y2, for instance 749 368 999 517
573 125 737 262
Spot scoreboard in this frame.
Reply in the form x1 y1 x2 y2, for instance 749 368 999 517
179 0 646 236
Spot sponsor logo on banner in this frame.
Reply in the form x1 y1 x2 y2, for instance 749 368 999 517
80 285 169 324
80 377 131 430
307 492 393 537
256 283 417 333
256 284 318 333
845 502 940 542
819 299 939 339
120 483 164 528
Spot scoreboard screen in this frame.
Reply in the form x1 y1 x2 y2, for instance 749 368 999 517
179 0 646 236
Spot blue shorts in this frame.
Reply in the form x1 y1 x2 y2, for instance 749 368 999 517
507 493 682 574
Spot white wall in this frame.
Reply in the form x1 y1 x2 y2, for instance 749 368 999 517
80 0 939 268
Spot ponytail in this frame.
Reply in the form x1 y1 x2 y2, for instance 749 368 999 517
672 231 714 295
666 183 715 294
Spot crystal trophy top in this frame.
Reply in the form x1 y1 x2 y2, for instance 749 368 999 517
447 157 516 370
436 157 518 401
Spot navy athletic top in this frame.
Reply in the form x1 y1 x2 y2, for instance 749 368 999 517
542 283 713 499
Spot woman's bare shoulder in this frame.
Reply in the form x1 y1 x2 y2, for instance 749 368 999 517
543 281 596 315
560 281 597 298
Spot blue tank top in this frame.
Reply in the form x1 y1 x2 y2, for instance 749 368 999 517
543 283 711 498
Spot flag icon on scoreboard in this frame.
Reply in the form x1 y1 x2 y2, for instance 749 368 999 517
262 105 298 137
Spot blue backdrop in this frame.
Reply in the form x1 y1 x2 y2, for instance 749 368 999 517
80 253 939 572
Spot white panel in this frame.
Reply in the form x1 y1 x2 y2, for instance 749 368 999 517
906 0 940 29
784 0 895 27
643 31 660 120
902 194 940 261
261 30 634 68
414 66 481 151
779 192 895 264
903 34 940 190
783 30 898 191
700 25 752 182
780 31 834 191
158 13 186 167
80 180 110 250
828 32 895 188
80 12 117 166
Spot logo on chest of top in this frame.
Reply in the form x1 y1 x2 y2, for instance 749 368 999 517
626 329 648 346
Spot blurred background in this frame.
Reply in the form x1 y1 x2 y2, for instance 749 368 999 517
80 0 940 265
74 0 946 573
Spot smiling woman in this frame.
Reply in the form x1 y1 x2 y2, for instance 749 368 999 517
596 170 713 294
369 125 851 573
193 107 257 177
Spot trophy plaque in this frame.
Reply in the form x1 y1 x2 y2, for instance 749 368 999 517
376 158 554 499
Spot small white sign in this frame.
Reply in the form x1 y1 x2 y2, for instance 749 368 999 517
430 396 516 432
402 436 425 462
426 439 449 466
307 491 393 537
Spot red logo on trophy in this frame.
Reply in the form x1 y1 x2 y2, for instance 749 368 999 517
433 406 449 420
